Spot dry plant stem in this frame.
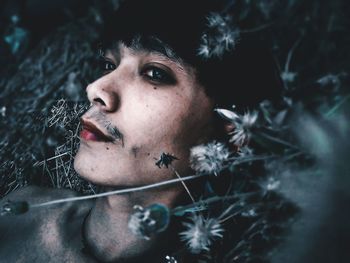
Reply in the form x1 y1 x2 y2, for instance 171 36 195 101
219 201 279 224
241 22 274 33
30 174 205 208
34 151 70 166
219 203 260 224
55 155 60 187
169 164 196 204
225 218 266 258
172 191 260 216
282 151 303 162
326 93 350 117
284 36 302 74
227 155 274 164
257 132 299 149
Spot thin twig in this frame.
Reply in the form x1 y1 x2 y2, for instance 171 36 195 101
30 174 205 208
170 165 196 204
284 36 302 73
227 155 275 165
326 94 350 118
34 152 70 166
241 22 274 33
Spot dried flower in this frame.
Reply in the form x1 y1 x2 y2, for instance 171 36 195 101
259 176 281 192
215 108 258 147
214 108 239 121
197 12 240 59
241 208 258 218
190 141 230 175
281 71 297 84
155 152 179 168
0 106 6 117
197 41 210 58
317 72 346 91
165 255 178 263
128 203 170 240
231 111 258 147
179 214 224 254
207 12 227 28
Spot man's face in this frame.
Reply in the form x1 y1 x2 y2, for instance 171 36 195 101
74 43 215 187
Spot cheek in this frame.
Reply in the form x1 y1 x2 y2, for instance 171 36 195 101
130 98 210 153
122 93 181 135
120 83 213 155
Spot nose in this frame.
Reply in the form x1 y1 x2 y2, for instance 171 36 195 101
86 77 119 112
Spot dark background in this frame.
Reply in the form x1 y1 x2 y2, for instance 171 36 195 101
0 0 349 262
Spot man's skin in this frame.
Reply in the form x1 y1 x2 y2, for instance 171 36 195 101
0 42 226 262
0 186 94 262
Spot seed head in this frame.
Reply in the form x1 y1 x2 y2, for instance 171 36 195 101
190 141 230 176
179 214 224 254
197 12 240 59
215 108 258 147
128 203 170 240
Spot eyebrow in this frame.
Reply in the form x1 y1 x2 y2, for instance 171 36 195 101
134 48 185 72
106 37 186 71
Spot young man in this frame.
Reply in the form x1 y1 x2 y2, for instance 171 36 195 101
0 0 281 262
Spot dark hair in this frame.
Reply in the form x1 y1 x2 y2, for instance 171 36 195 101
101 0 283 110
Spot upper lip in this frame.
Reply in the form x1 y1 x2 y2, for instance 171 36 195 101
81 119 114 142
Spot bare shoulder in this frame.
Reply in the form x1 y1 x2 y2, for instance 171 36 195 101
0 185 92 225
0 186 94 261
0 185 87 229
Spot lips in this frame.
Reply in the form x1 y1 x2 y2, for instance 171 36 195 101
80 120 114 142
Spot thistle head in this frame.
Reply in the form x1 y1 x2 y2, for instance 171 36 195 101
128 203 170 240
197 12 240 59
179 213 224 254
190 141 230 176
215 108 258 147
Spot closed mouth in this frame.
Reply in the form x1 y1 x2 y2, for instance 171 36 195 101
80 119 115 142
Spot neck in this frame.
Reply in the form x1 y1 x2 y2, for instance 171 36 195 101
84 186 184 262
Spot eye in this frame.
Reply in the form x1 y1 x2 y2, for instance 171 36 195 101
99 56 117 74
141 64 176 85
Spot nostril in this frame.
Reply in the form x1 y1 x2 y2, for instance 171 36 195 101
93 97 106 106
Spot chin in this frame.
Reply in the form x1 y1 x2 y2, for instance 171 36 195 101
73 152 122 187
73 151 96 183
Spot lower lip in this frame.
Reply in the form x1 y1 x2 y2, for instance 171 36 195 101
80 129 101 141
